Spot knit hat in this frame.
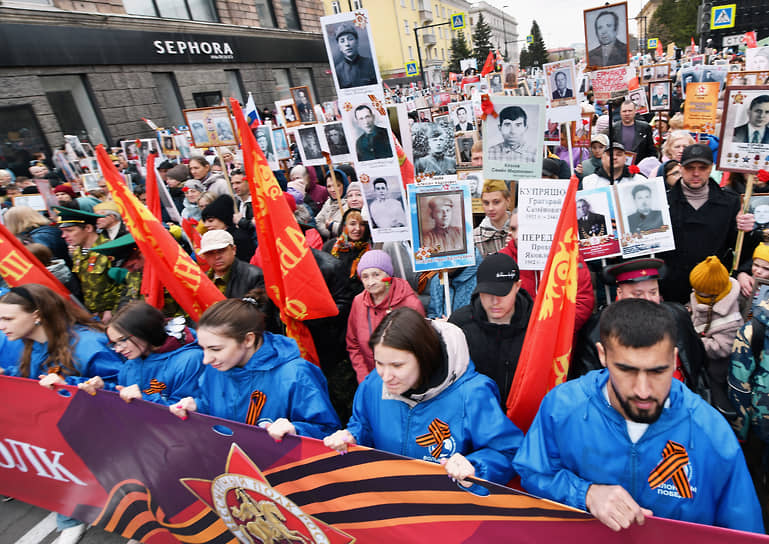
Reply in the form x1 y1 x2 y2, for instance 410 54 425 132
346 182 363 196
201 194 235 227
689 256 731 304
754 243 769 263
357 249 393 277
53 184 77 199
182 179 205 193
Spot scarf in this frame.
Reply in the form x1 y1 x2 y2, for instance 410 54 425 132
331 230 371 278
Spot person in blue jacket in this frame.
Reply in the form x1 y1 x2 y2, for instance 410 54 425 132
513 298 763 533
324 307 522 486
0 330 24 376
77 301 203 406
170 289 340 441
0 284 121 388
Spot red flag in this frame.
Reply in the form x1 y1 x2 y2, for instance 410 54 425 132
495 50 503 67
744 31 758 48
182 218 209 273
392 134 415 189
480 51 495 77
140 154 164 309
230 98 339 365
690 36 696 53
0 222 71 299
95 145 224 321
506 176 580 432
656 40 663 59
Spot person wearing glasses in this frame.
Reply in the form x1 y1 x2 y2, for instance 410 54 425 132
77 301 203 407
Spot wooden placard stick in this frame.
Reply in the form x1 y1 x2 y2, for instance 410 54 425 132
732 173 756 273
215 146 237 212
322 151 345 213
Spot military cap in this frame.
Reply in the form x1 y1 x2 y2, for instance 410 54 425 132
54 206 104 228
603 258 665 285
334 22 358 41
89 233 137 257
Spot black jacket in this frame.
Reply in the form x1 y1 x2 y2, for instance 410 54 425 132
661 179 740 304
448 289 533 405
224 257 264 299
611 119 657 163
570 302 710 403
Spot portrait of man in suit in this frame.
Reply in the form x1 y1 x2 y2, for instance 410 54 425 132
733 95 769 144
552 71 573 99
577 198 606 239
586 8 628 68
626 184 663 233
453 105 474 131
354 104 393 161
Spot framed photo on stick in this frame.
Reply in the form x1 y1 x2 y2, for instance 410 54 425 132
290 86 317 124
583 2 629 71
717 86 769 173
183 106 238 148
321 10 382 94
649 80 671 112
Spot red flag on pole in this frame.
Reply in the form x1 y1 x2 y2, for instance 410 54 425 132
480 51 495 77
690 36 697 53
0 222 71 299
140 154 164 309
506 176 580 432
230 98 339 365
95 145 224 321
744 31 758 48
181 218 209 273
392 134 415 189
656 40 663 59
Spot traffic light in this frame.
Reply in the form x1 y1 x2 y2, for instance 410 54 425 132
699 1 712 36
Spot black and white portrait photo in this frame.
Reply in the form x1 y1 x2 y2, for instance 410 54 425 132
615 179 673 249
344 99 394 162
584 2 629 69
323 122 351 158
650 81 671 112
544 59 577 107
412 119 457 176
272 127 291 160
577 197 607 239
482 96 545 179
297 126 323 163
322 12 381 92
254 125 276 166
364 176 407 229
489 73 503 94
455 132 476 166
733 94 769 144
719 87 769 174
625 184 663 233
679 67 699 99
291 86 317 124
628 87 649 115
275 99 300 128
449 101 475 132
458 170 483 198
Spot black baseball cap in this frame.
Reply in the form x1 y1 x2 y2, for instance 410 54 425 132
680 144 713 166
473 253 520 296
606 142 625 152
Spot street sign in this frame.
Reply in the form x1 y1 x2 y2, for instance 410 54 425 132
450 13 466 30
647 38 659 49
526 35 533 44
405 62 419 76
722 34 742 47
710 4 736 30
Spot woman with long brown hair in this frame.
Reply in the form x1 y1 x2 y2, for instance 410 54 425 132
0 284 121 388
170 289 339 440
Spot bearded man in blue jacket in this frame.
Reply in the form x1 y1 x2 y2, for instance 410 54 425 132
514 298 763 533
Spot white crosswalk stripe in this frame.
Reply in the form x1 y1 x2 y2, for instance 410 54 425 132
14 512 56 544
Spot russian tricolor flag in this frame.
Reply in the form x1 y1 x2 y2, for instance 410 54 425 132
245 92 261 128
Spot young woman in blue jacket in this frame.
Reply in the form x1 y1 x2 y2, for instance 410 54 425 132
324 307 523 486
170 290 340 441
77 301 203 405
0 284 121 388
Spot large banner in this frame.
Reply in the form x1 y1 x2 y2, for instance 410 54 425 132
1 376 766 543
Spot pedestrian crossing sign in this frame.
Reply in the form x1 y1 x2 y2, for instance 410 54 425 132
526 35 533 44
647 38 659 49
405 62 419 76
711 4 736 30
451 13 466 30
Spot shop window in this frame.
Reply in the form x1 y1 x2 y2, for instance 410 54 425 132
40 75 108 146
152 72 185 126
226 69 245 104
0 105 50 175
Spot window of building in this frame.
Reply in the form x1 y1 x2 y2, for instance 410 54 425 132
279 0 301 30
353 0 362 8
295 68 318 102
441 48 445 59
124 0 218 21
410 0 415 8
408 45 413 59
0 105 50 171
255 0 276 26
151 72 185 127
331 1 341 13
192 91 223 107
441 6 445 17
404 20 409 35
225 70 245 105
400 0 405 6
273 68 292 97
40 75 108 145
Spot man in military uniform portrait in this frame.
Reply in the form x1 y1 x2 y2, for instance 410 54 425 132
577 198 606 239
626 184 663 233
420 195 465 254
332 22 377 89
354 104 393 161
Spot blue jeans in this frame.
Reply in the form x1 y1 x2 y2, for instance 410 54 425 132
56 513 82 530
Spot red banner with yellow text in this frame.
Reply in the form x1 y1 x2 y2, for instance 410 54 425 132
96 145 224 321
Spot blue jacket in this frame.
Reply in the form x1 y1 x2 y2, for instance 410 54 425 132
427 249 480 318
513 369 763 533
111 342 203 406
26 326 122 386
0 331 24 375
195 332 340 439
347 320 522 485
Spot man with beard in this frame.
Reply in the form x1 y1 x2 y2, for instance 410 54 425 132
514 298 762 533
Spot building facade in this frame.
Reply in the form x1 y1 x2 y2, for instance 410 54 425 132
0 0 334 172
323 0 470 86
467 1 518 63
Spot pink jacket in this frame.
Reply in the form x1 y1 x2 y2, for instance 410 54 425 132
346 277 425 382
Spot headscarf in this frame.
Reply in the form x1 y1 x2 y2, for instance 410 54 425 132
331 208 371 277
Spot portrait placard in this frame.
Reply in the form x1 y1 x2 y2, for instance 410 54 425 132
717 87 769 174
321 10 382 95
517 179 569 270
544 59 578 108
417 107 433 123
683 82 719 134
627 86 649 115
584 2 629 71
544 120 561 144
322 121 353 163
183 106 238 148
679 67 699 99
412 118 457 176
574 115 592 147
12 194 47 212
159 133 178 157
359 167 410 243
340 93 396 166
448 100 476 132
272 127 291 160
649 80 671 112
503 63 518 89
253 125 278 170
295 125 325 166
725 71 769 87
576 186 621 261
749 195 769 229
275 98 300 128
323 100 342 121
489 72 503 94
614 178 675 258
290 86 317 124
456 169 483 199
407 180 475 273
455 131 478 168
482 95 545 180
120 138 160 166
746 47 769 71
589 66 630 103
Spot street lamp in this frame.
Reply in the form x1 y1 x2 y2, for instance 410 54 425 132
502 5 509 60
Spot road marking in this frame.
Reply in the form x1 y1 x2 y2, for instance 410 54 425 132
15 511 56 544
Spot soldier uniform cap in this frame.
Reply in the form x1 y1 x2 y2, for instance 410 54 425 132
603 258 665 285
54 206 104 227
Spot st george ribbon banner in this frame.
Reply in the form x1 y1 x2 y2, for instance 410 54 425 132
1 375 767 543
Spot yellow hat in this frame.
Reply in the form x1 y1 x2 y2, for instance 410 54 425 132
754 243 769 264
93 200 121 217
689 256 731 304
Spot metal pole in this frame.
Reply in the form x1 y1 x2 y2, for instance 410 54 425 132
608 99 615 183
502 14 508 60
414 28 427 89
